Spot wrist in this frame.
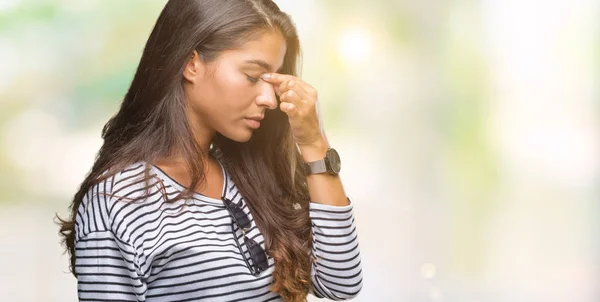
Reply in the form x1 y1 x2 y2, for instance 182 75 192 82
299 139 329 162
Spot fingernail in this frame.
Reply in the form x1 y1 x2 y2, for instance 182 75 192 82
260 73 271 80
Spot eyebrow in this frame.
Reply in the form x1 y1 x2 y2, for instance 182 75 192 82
244 59 280 72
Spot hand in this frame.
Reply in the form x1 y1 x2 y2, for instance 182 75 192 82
260 72 326 148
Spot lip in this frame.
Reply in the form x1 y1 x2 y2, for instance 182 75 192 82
245 118 261 129
246 115 264 121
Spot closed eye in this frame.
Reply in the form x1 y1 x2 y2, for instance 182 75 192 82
246 74 259 84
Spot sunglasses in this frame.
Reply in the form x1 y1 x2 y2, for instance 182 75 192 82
222 196 269 276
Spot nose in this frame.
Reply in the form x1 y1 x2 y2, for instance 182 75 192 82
255 82 278 110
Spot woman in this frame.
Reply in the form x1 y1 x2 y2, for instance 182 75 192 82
57 0 363 301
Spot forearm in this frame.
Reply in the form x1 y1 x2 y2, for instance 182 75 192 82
299 138 349 207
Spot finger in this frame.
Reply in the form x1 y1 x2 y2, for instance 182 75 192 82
292 79 317 100
261 73 302 97
260 72 295 85
279 79 311 101
279 101 299 118
279 90 299 112
261 73 317 96
280 89 308 113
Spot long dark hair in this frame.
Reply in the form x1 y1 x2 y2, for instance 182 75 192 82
56 0 313 300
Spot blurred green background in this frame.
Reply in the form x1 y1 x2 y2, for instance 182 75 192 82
0 0 598 301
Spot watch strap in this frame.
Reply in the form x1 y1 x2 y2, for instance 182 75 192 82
304 159 328 175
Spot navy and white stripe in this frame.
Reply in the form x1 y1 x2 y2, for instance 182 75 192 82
74 161 363 301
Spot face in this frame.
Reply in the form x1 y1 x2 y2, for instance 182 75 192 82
183 30 287 143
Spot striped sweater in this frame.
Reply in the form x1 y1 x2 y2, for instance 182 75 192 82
74 160 363 301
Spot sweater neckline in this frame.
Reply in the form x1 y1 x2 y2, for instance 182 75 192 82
149 158 230 206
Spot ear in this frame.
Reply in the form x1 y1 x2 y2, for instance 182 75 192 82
183 50 205 83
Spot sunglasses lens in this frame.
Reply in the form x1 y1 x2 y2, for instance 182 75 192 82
223 197 268 274
224 199 252 229
246 236 269 271
234 210 251 229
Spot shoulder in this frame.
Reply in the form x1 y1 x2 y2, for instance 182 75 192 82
74 161 163 242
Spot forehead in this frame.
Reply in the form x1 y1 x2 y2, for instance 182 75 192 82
222 31 287 72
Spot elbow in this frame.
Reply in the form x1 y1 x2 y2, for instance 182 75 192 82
312 268 364 301
334 275 363 300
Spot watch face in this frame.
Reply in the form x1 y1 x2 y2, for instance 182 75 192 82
327 148 341 173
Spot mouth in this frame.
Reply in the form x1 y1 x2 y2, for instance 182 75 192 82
244 118 261 129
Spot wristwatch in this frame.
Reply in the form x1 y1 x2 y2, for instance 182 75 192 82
304 148 341 175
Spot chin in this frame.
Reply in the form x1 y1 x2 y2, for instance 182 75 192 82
235 135 253 143
219 128 254 143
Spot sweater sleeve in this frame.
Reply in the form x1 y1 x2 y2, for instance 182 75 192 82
75 231 148 301
308 197 363 300
74 177 148 301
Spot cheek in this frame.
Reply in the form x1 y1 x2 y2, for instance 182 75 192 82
213 71 254 109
